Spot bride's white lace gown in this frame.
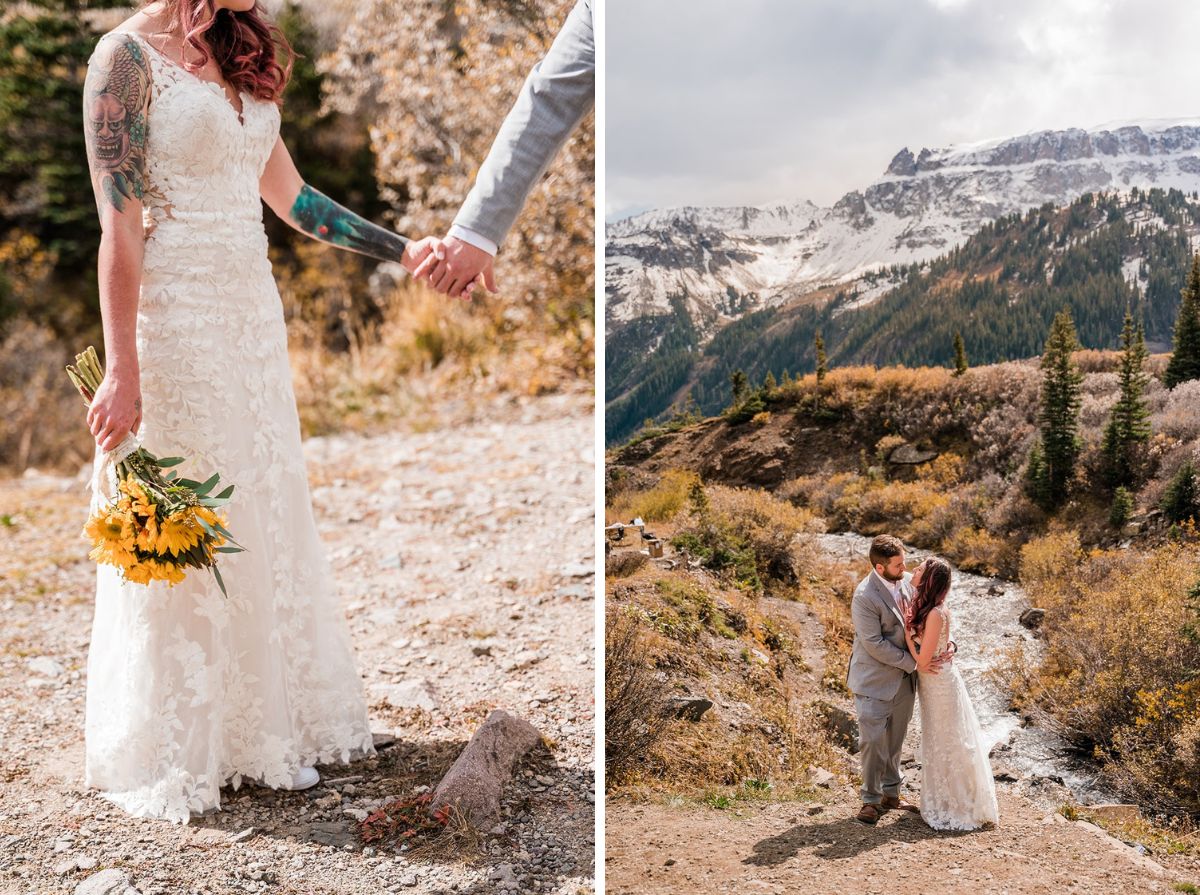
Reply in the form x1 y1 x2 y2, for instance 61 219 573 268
83 30 376 824
915 605 999 831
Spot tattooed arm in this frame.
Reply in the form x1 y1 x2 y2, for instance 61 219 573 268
259 135 446 278
82 33 150 453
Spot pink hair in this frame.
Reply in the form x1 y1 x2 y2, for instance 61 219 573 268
142 0 295 103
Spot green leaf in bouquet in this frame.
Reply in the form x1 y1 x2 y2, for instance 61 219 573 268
172 478 202 490
196 516 247 552
212 564 228 597
155 457 186 468
214 545 244 553
198 497 231 508
194 473 221 497
215 484 235 500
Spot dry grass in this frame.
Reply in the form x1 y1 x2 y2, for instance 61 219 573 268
1003 531 1200 813
605 604 671 786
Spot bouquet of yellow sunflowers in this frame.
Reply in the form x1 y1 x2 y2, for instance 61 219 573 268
68 346 245 595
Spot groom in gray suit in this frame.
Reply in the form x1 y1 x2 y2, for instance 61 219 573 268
848 534 948 825
415 0 595 297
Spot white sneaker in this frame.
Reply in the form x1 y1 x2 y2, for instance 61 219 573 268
279 766 320 791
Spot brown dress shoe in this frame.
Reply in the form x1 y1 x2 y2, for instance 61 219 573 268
880 795 921 813
855 803 882 825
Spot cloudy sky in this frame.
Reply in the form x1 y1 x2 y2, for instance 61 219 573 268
606 0 1200 221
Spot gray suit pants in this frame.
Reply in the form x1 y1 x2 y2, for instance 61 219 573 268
854 672 916 804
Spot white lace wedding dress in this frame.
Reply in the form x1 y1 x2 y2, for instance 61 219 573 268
915 605 999 830
83 30 376 824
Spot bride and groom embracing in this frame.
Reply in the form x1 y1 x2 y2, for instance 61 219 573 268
80 0 593 823
849 535 1000 831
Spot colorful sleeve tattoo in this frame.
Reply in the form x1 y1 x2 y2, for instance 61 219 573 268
288 184 411 263
83 34 151 218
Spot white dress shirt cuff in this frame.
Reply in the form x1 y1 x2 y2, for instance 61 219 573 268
447 224 498 256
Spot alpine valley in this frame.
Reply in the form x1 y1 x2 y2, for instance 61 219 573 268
605 119 1200 444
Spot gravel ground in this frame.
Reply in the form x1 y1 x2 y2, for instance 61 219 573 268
0 390 595 895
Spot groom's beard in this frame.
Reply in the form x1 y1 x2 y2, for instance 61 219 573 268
881 570 904 582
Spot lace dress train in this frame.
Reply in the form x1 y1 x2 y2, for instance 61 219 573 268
82 30 376 824
915 606 999 831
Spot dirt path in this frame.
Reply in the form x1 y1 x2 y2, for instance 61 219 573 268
606 787 1195 895
0 390 595 895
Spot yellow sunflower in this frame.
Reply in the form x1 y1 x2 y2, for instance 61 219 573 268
84 508 136 553
156 513 201 556
147 558 186 585
89 538 137 569
123 562 153 585
135 513 160 553
118 475 156 518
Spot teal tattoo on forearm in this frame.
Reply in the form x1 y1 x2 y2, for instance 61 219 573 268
289 184 410 262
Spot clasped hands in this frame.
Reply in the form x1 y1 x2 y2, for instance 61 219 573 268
400 235 499 299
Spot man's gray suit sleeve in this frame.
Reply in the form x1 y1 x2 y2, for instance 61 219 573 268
851 591 917 673
452 0 595 247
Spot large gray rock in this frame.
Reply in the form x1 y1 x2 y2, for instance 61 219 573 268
429 710 544 826
73 869 136 895
666 696 713 722
1019 607 1046 630
888 444 940 465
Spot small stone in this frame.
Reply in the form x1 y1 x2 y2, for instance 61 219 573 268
73 868 132 894
230 827 255 843
1019 607 1046 630
27 656 64 677
809 767 836 788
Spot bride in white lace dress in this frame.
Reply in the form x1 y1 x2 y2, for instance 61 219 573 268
80 0 450 824
903 557 1000 831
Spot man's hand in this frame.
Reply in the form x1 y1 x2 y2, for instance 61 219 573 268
412 235 499 299
927 644 956 674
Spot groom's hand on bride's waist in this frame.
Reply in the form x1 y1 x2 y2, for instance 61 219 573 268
927 641 957 673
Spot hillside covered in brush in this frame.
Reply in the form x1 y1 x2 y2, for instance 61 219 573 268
607 188 1200 444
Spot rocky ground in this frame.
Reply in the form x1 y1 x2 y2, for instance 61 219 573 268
607 783 1200 895
0 390 595 895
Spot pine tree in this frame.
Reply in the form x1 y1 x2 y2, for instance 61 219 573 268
1034 309 1084 509
1110 486 1134 528
730 369 748 406
953 332 968 376
814 332 828 384
763 370 777 392
1101 311 1152 487
1161 458 1199 524
1165 254 1200 388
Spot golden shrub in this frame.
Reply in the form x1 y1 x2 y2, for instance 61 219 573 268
608 469 699 524
1012 540 1200 811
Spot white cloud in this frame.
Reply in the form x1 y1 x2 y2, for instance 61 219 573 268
607 0 1200 220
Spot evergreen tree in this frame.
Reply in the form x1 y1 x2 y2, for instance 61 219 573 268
1165 254 1200 388
0 0 127 271
730 369 748 406
1034 309 1084 509
814 332 828 384
1110 486 1134 528
763 370 777 392
1101 311 1152 487
1161 458 1199 524
953 332 968 376
1025 442 1051 508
